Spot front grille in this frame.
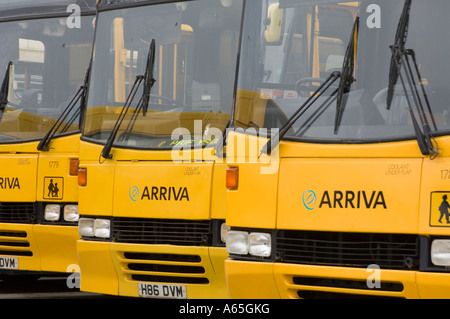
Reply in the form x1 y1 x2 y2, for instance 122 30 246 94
121 252 209 284
276 230 419 270
0 230 33 256
0 202 36 224
113 218 212 246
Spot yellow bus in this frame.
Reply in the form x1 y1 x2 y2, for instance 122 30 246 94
0 0 95 281
77 0 242 298
225 0 450 298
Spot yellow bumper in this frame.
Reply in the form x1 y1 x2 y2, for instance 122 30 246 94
225 260 450 299
33 225 79 273
0 223 40 272
110 243 228 299
77 240 118 295
0 223 80 274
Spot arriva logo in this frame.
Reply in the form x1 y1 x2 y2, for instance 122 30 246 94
129 186 140 202
301 189 387 210
302 190 317 210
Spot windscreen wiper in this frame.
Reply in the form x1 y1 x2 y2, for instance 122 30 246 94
386 0 410 111
100 39 156 160
260 71 340 156
334 17 359 134
0 61 12 122
37 65 91 151
260 17 361 155
387 0 438 157
141 39 156 116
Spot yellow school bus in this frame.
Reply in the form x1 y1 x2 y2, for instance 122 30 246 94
77 0 242 298
0 0 95 280
225 0 450 298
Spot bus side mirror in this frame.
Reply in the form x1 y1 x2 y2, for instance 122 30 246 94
264 3 284 45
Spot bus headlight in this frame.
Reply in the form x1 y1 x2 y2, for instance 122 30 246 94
226 231 248 255
78 218 94 237
64 205 79 222
220 223 231 243
79 217 111 239
94 219 111 238
431 239 450 266
248 232 271 257
44 204 60 221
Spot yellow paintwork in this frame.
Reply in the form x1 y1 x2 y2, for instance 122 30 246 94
0 134 81 274
113 161 213 220
77 240 119 295
34 225 79 272
110 243 228 298
0 223 41 271
77 141 229 298
225 130 450 298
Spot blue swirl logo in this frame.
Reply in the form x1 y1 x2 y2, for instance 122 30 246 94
129 186 140 202
302 190 317 210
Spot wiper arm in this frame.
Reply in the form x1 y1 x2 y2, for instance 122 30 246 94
334 17 359 134
387 0 438 157
260 71 340 156
37 65 91 151
100 74 144 160
0 61 12 122
101 40 156 160
260 17 361 155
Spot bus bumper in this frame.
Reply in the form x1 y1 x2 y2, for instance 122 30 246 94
225 259 281 298
110 243 228 299
77 240 118 295
33 225 79 273
0 223 41 272
226 261 450 298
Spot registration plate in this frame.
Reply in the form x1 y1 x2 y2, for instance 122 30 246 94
0 256 18 269
138 282 187 299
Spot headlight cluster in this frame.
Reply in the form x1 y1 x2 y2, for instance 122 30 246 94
44 204 79 222
226 230 271 257
78 218 111 239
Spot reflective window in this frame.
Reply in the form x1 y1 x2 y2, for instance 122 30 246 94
0 15 94 142
84 0 243 149
235 0 450 144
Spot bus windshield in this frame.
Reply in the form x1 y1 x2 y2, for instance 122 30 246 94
83 0 243 149
0 14 94 142
234 0 450 144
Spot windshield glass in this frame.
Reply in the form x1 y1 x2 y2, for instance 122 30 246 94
0 14 94 143
235 0 450 143
84 0 243 149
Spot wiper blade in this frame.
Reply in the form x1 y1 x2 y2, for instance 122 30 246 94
141 39 156 116
387 0 438 157
101 40 155 160
260 71 340 156
260 17 361 155
334 17 359 134
386 0 411 111
37 65 91 151
0 61 12 122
